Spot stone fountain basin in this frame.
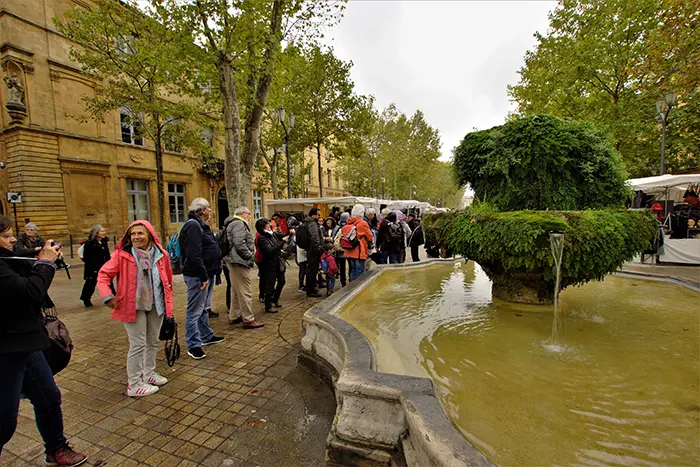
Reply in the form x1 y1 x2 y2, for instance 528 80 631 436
298 258 491 467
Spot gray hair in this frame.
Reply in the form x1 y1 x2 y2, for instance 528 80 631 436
88 224 103 241
366 208 376 215
351 204 365 218
25 222 38 231
234 206 250 216
188 197 210 215
381 208 391 217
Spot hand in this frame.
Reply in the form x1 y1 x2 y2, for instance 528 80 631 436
282 235 290 243
105 299 117 309
37 240 60 262
289 228 296 235
200 280 208 291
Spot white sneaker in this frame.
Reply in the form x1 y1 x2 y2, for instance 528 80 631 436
144 373 168 386
127 382 159 397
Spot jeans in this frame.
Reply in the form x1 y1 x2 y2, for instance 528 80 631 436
348 258 366 282
326 275 336 294
380 250 398 264
337 257 347 286
0 351 67 455
123 310 163 386
410 245 420 262
184 276 215 349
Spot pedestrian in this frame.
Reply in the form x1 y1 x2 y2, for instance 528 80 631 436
395 210 412 264
302 208 324 297
343 204 373 281
331 212 350 287
80 224 110 308
223 207 265 329
321 240 338 295
97 221 173 396
14 222 44 257
407 213 424 262
321 216 336 239
254 231 265 303
180 198 226 360
255 218 292 312
0 215 88 466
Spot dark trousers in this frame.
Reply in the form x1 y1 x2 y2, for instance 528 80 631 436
257 264 264 300
262 267 286 309
410 245 420 262
298 261 307 289
80 278 97 302
380 250 398 264
337 257 347 287
0 351 67 455
306 253 321 295
222 264 231 311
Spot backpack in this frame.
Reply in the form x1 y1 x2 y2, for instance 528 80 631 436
296 221 310 249
321 253 339 276
281 234 296 260
166 219 199 274
216 223 232 259
388 222 403 243
339 225 359 250
77 241 86 262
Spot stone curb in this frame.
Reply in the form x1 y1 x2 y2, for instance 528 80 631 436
614 270 700 292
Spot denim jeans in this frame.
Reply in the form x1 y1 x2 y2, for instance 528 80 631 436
348 258 366 282
0 351 67 455
380 250 398 264
184 276 215 349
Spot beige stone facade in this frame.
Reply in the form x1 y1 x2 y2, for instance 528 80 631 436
0 0 348 240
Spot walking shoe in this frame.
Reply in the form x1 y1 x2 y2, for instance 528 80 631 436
187 347 207 359
145 373 168 386
265 308 278 314
127 382 159 397
46 444 87 467
207 309 219 318
297 286 306 293
229 317 243 325
272 303 283 308
202 335 225 346
242 320 265 329
259 297 265 303
307 292 322 298
82 300 93 308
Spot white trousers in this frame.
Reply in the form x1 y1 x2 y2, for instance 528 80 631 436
123 310 163 386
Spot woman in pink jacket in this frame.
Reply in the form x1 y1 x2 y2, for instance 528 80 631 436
98 221 174 397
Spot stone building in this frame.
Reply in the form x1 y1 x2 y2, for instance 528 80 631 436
0 0 348 240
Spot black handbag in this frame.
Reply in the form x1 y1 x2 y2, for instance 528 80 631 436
42 307 73 375
159 316 176 341
161 317 180 367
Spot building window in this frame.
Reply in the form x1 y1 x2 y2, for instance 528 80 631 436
335 174 340 189
253 191 263 219
308 166 313 184
327 169 332 189
120 107 143 146
126 179 150 221
168 183 186 223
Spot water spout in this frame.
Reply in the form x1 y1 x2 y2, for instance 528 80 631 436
549 233 565 342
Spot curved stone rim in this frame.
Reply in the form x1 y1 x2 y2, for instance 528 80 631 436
300 257 493 466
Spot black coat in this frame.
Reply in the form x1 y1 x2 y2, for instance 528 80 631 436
0 247 54 354
408 219 425 246
303 216 324 258
83 237 111 280
180 213 222 281
257 231 287 273
14 234 44 257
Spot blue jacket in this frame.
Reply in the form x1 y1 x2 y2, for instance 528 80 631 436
180 213 222 281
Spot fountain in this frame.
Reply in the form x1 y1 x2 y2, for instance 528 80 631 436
549 232 564 343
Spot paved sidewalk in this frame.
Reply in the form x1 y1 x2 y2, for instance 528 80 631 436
0 266 335 467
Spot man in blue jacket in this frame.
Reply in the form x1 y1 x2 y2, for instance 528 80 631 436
180 198 225 360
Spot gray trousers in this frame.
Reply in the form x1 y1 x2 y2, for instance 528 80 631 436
123 310 163 386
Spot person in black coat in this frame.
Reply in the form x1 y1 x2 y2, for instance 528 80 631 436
0 215 87 466
407 214 425 262
80 225 111 308
255 218 292 313
302 208 324 298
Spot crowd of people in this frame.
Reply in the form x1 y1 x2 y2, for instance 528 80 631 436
0 199 432 466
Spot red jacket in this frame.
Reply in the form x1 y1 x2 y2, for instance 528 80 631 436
343 217 372 260
97 220 174 323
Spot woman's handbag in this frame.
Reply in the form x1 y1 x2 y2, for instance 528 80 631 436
159 316 176 341
42 307 73 375
160 317 180 367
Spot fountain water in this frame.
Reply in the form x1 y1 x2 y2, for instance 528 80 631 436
549 233 565 343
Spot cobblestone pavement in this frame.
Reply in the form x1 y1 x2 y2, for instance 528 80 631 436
1 265 336 467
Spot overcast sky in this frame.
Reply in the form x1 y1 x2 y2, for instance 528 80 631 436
323 0 556 161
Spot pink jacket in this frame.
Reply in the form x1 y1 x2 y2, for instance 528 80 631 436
97 220 174 323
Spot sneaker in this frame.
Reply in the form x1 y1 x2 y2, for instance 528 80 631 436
259 297 265 303
127 382 159 397
242 320 265 329
207 309 219 318
82 300 93 308
145 373 168 386
187 347 207 360
46 444 87 467
297 287 306 293
272 303 282 308
202 335 225 346
229 317 243 325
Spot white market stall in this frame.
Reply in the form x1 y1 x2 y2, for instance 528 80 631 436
264 196 382 218
627 174 700 265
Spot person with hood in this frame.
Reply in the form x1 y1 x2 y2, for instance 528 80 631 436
395 210 412 264
321 216 336 239
331 212 350 287
179 198 225 360
378 211 403 264
302 208 324 298
223 207 264 329
343 204 373 281
407 213 424 262
80 224 111 308
97 220 174 397
255 218 292 312
0 215 88 466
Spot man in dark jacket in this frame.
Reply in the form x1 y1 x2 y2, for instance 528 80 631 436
407 213 424 262
180 198 225 360
377 211 402 264
255 218 291 313
0 215 87 466
303 208 323 298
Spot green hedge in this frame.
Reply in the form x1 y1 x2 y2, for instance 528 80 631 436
424 206 657 290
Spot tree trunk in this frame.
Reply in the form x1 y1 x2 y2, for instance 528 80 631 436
153 115 167 242
270 150 280 199
218 59 244 210
316 142 323 197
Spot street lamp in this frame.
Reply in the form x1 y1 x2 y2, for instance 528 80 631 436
656 92 677 176
277 106 294 198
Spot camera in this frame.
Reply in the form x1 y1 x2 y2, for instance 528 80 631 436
49 242 71 279
0 161 5 169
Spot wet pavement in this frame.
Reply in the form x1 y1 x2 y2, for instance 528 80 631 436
0 265 336 467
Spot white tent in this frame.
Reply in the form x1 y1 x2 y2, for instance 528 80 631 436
264 196 382 214
627 174 700 200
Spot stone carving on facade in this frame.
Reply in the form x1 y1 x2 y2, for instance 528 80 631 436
129 153 143 164
21 63 35 75
4 70 27 125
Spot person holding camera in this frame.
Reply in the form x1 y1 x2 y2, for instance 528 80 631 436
0 215 87 466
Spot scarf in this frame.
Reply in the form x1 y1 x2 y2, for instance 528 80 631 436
133 246 155 311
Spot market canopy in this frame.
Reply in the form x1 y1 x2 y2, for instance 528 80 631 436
264 196 380 207
627 174 700 193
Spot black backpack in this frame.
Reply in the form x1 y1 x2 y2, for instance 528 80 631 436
216 223 232 258
296 221 310 249
388 222 403 243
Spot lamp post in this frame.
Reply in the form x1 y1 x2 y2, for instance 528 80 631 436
656 92 677 176
277 106 295 199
